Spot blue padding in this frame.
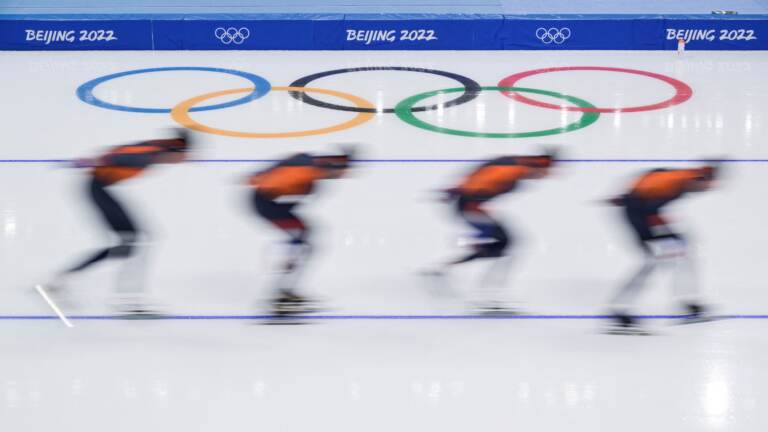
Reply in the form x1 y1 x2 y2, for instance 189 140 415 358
2 0 767 15
0 0 505 15
3 12 768 20
0 13 347 20
0 20 153 50
1 13 767 50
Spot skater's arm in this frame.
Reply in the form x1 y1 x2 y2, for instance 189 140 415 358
101 150 161 168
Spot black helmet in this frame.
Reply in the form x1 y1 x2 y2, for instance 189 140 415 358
163 128 193 153
314 143 358 169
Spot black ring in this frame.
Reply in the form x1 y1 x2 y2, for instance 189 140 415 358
288 67 482 114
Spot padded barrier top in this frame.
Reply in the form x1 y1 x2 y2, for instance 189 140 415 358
2 0 767 15
2 12 767 50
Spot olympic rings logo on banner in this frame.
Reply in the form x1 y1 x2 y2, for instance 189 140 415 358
75 65 693 139
215 27 250 45
536 27 571 44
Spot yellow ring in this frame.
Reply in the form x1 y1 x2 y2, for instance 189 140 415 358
171 86 375 138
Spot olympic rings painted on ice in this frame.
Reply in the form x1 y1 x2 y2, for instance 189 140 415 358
171 86 375 138
498 66 693 113
76 65 693 138
76 67 271 113
395 86 600 138
288 67 482 113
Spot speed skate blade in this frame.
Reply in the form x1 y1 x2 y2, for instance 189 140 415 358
260 315 312 325
603 326 652 336
676 314 723 325
474 309 524 317
117 312 167 320
471 304 524 316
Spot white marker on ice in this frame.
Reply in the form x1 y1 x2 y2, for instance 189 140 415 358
35 284 74 328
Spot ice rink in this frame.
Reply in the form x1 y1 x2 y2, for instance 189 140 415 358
1 50 767 430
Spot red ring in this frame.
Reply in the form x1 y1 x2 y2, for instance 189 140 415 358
497 66 693 113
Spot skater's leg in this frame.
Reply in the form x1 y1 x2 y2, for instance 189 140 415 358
113 233 150 299
253 191 315 308
474 225 515 310
274 237 313 298
57 178 141 278
609 203 661 327
64 249 111 273
661 235 710 320
447 198 504 267
611 256 657 311
609 234 685 326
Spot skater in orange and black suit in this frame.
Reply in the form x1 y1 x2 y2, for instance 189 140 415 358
47 129 192 313
435 151 556 312
608 164 718 330
248 149 353 314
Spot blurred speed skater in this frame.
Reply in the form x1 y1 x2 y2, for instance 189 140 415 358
430 150 557 314
607 164 719 333
45 129 192 315
248 147 354 316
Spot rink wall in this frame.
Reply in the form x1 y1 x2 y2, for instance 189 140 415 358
2 14 768 50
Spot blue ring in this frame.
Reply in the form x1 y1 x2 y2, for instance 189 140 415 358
76 66 271 113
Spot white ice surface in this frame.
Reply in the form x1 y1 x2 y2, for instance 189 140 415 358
1 50 767 431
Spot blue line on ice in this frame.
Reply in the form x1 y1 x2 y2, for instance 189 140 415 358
0 314 766 320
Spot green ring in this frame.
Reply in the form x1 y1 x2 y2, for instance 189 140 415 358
394 86 601 138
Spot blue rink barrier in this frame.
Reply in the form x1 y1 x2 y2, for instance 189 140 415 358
1 14 767 50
